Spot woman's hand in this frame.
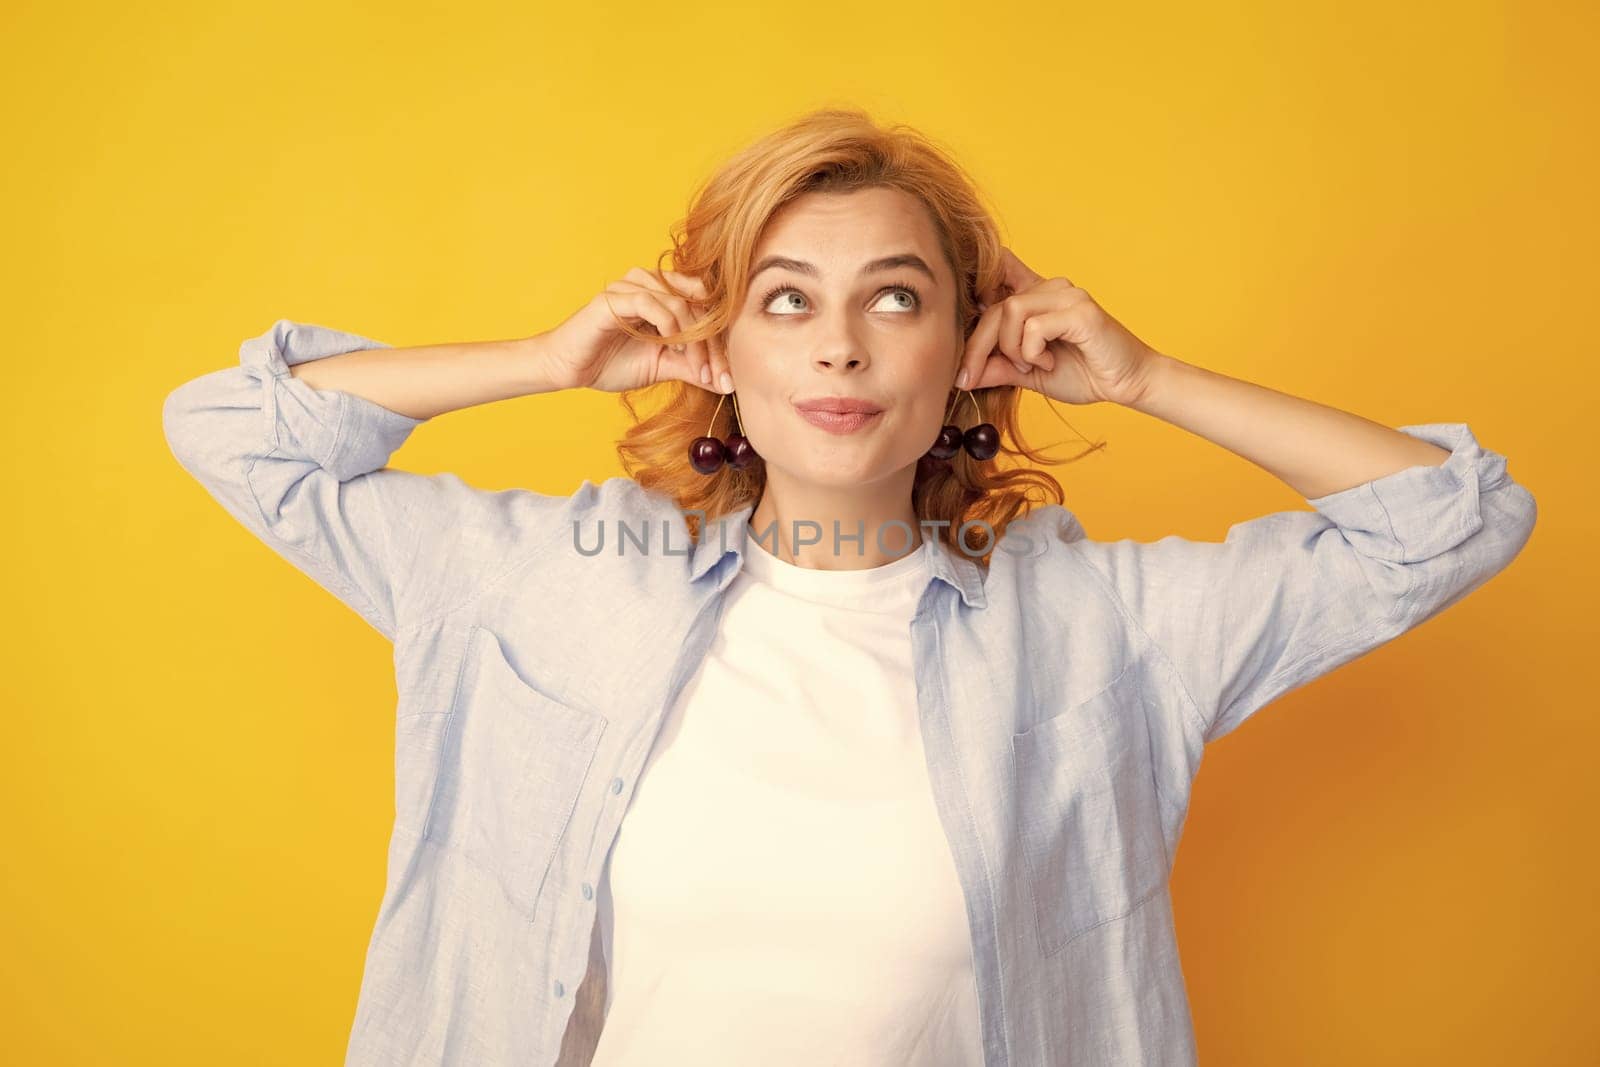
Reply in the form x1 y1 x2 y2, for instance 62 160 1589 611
538 267 730 394
957 247 1163 407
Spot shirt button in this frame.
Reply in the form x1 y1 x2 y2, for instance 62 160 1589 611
582 882 594 901
554 980 565 998
610 777 624 794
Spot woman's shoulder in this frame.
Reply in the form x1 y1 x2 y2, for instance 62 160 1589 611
404 473 676 577
541 475 707 561
992 502 1086 563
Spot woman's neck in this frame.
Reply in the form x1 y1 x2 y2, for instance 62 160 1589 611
748 475 925 571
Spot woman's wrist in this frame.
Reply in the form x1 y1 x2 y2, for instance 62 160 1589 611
1118 350 1186 415
512 332 578 396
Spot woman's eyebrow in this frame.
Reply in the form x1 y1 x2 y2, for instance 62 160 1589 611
750 253 937 283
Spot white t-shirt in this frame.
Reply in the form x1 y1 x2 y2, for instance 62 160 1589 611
588 529 985 1066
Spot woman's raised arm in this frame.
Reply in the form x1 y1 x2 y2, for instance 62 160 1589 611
962 248 1538 746
161 320 582 642
283 325 567 420
162 271 722 642
1069 353 1539 745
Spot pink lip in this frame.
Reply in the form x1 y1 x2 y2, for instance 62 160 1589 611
796 407 883 434
793 396 885 435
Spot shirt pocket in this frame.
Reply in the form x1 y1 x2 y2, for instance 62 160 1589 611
421 622 608 919
1010 667 1170 958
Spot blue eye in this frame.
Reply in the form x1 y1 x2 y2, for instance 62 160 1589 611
759 281 924 315
762 286 808 314
876 287 920 312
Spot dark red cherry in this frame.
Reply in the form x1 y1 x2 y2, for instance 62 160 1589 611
689 436 728 474
928 424 963 460
725 434 758 469
963 422 1000 461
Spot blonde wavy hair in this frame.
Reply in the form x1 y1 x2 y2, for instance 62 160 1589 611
612 106 1105 564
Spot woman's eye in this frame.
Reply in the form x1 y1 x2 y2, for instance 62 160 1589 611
761 286 921 315
874 287 919 312
766 289 808 314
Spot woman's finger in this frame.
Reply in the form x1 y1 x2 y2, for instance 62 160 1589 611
1021 309 1082 364
991 289 1068 373
629 267 720 388
662 270 717 388
622 269 697 345
967 345 1031 391
958 305 990 387
959 289 1066 387
661 269 710 302
707 331 734 394
621 268 697 346
977 248 1053 322
602 284 681 359
958 302 1008 388
660 272 730 393
652 345 704 389
601 285 675 341
1020 312 1063 364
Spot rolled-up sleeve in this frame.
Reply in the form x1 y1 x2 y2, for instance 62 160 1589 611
1073 423 1538 744
162 319 571 640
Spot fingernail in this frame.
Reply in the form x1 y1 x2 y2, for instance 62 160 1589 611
956 368 969 389
1012 360 1029 374
720 371 733 393
700 365 711 385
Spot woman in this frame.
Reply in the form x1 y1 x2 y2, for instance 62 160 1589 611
162 108 1538 1067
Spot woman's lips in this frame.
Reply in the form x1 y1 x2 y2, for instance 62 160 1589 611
794 406 883 434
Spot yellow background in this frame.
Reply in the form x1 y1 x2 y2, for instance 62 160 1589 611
6 1 1593 1062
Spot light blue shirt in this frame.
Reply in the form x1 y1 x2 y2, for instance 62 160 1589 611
162 320 1538 1066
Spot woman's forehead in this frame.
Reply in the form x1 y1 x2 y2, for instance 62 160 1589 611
754 187 944 267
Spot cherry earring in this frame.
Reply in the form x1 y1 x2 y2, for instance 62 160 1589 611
689 391 759 474
925 388 999 462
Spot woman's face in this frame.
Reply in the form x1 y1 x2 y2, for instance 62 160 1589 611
724 186 964 491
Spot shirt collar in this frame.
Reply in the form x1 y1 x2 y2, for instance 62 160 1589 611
688 502 988 610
